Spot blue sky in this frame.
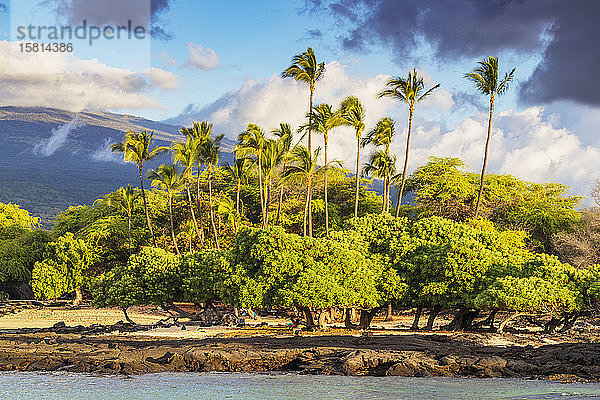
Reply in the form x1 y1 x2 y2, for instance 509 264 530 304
1 0 600 201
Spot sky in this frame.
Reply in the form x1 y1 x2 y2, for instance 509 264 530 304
1 0 600 202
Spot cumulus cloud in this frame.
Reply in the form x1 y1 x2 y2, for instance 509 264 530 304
0 41 178 111
167 60 600 200
305 0 600 106
33 117 81 156
184 43 220 71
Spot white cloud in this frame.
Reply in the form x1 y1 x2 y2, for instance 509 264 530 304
33 117 81 156
0 41 178 112
167 60 600 202
184 42 219 71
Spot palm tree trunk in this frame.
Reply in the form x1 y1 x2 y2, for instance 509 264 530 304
354 137 360 218
381 177 387 214
208 168 220 249
127 215 132 255
258 156 265 229
196 162 206 243
324 132 329 236
168 193 180 255
396 103 414 217
474 96 495 217
308 86 313 236
303 181 310 237
276 162 286 225
186 179 204 249
138 164 157 247
265 176 272 229
236 180 241 215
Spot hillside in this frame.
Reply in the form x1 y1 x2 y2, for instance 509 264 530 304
0 107 234 226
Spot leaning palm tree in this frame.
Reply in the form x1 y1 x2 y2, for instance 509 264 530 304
363 151 397 214
147 164 185 255
271 123 294 225
223 158 252 215
362 117 396 213
172 137 205 248
465 57 515 217
236 124 268 228
107 185 138 254
284 146 338 237
110 130 168 247
340 96 366 218
378 69 440 216
301 103 344 235
200 133 224 249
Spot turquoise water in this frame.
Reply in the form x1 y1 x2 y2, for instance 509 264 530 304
1 372 600 399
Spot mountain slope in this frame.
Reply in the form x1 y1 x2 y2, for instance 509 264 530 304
0 107 234 226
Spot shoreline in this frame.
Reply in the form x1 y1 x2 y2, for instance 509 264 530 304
0 326 598 382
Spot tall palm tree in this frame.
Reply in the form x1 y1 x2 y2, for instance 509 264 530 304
284 146 337 237
340 96 366 218
181 121 213 228
302 103 344 236
260 139 280 229
223 158 252 215
378 69 440 217
107 185 138 254
362 117 396 213
147 164 184 255
282 48 325 233
465 57 515 217
110 130 168 247
271 123 294 225
236 124 268 228
363 151 397 214
171 137 205 248
218 196 241 234
200 133 224 249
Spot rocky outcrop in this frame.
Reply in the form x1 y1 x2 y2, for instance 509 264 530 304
0 330 598 381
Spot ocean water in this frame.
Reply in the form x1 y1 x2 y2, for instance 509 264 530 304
0 372 599 400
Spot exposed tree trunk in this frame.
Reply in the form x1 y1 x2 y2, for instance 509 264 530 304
474 96 495 217
138 164 157 246
303 182 310 237
354 137 361 218
425 306 442 331
445 308 480 331
498 312 525 334
411 306 422 330
302 306 316 329
196 162 206 244
276 164 286 225
559 311 580 333
168 194 180 255
127 215 132 255
358 307 382 330
236 180 241 215
384 303 393 321
344 308 357 329
308 86 314 237
396 103 414 217
324 132 329 236
474 309 498 331
264 176 272 229
186 182 204 249
207 169 220 249
73 287 83 306
121 306 134 324
258 155 265 229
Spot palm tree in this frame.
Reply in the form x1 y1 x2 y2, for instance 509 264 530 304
340 96 366 218
271 123 294 225
260 139 280 229
284 146 338 237
465 57 515 217
107 185 138 254
282 48 325 233
363 151 397 214
200 133 224 249
110 130 168 247
172 137 205 248
180 121 213 229
236 124 268 228
378 69 440 217
301 103 344 235
223 158 252 215
218 196 241 234
147 164 184 255
362 117 396 213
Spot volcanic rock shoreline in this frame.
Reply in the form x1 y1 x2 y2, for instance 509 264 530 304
0 325 598 382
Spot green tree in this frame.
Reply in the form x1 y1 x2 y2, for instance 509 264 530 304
465 57 516 217
363 150 397 213
271 123 294 225
377 69 440 216
0 202 39 233
31 233 97 305
110 130 168 246
223 158 252 216
106 185 138 254
201 133 225 249
172 136 205 248
339 96 366 218
147 164 185 255
362 117 396 213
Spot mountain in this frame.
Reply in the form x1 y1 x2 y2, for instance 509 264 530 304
0 107 235 226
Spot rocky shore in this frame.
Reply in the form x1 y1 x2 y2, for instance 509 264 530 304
0 324 598 382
